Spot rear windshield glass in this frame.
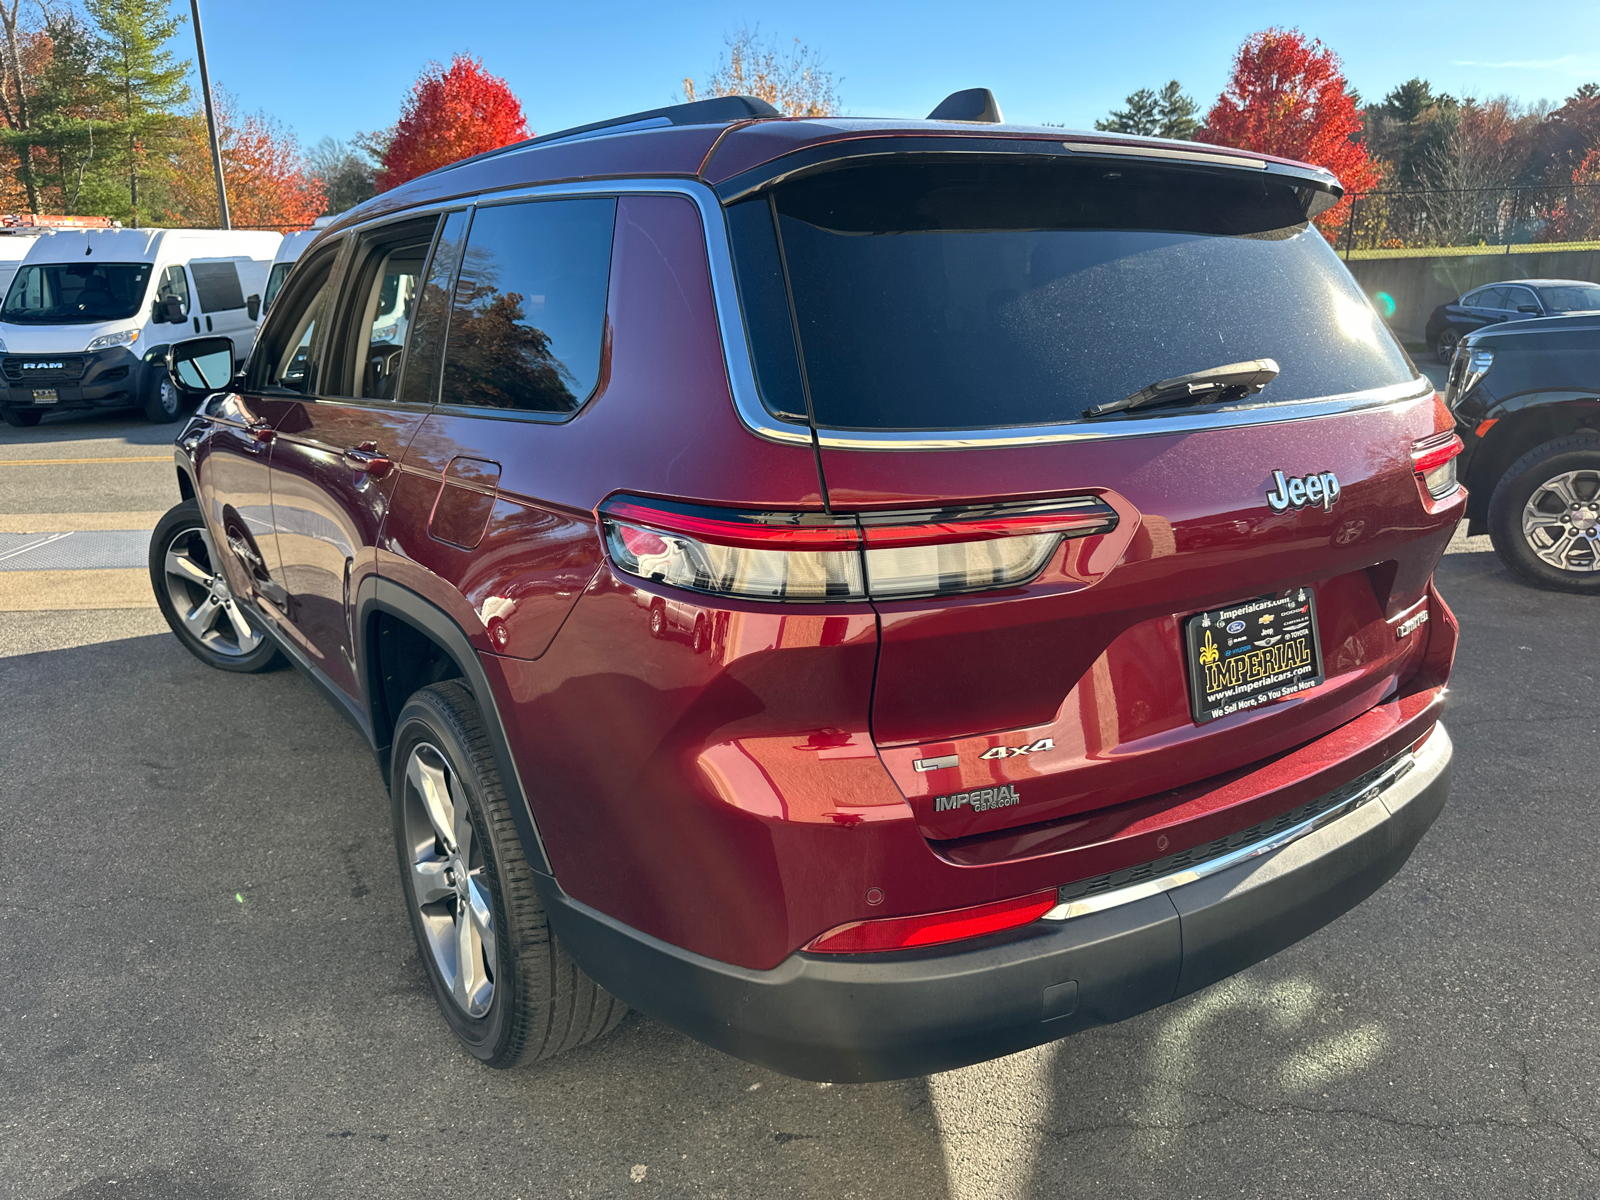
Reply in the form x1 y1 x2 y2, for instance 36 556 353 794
730 157 1417 431
2 261 152 325
1538 285 1600 313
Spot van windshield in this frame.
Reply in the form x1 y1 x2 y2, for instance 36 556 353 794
729 157 1419 431
2 261 153 324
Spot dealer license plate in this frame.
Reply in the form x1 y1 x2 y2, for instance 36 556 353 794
1184 589 1323 724
31 388 56 404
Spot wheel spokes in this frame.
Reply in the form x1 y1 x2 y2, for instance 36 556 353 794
411 856 453 905
407 752 456 853
219 600 262 652
182 596 224 639
165 546 212 588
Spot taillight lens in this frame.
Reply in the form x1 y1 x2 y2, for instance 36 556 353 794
599 495 1117 603
1412 432 1464 499
806 889 1059 954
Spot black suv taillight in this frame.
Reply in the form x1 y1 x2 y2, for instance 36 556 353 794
598 495 1118 603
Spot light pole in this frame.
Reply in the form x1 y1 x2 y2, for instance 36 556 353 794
190 0 230 229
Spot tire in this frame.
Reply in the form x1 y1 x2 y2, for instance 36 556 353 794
648 599 665 639
1487 434 1600 593
391 681 627 1068
1435 328 1461 365
142 369 183 423
2 407 42 428
148 501 284 671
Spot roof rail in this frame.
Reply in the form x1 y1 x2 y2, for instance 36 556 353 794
407 94 782 184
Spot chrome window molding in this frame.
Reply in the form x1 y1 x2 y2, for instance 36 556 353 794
1041 724 1449 923
313 177 1433 451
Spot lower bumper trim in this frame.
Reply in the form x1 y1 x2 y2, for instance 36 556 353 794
541 723 1452 1083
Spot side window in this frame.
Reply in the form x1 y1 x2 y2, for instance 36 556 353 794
440 198 616 414
397 210 469 406
1460 289 1483 308
326 216 437 401
156 265 190 316
1507 286 1539 312
1479 287 1512 311
191 261 246 312
247 246 340 394
263 262 292 311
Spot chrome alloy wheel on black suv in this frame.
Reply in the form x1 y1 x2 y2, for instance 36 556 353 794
1488 434 1600 592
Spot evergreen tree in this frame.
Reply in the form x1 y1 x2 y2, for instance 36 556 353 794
84 0 190 223
1095 81 1198 139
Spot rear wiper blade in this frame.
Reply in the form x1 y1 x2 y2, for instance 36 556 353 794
1084 358 1280 418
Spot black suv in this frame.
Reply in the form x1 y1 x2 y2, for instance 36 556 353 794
1451 313 1600 589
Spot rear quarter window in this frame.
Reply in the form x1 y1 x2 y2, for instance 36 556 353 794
729 156 1419 432
439 198 616 415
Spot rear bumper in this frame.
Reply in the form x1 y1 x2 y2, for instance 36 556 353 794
544 723 1451 1082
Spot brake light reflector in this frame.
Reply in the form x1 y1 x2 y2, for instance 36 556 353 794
806 889 1059 954
598 495 1118 603
1412 432 1464 500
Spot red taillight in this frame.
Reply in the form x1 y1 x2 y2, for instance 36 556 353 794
1412 432 1464 500
598 495 1118 603
806 889 1059 954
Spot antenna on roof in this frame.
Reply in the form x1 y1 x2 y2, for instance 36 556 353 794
927 88 1003 124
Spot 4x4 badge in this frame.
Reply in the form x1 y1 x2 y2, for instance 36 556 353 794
979 737 1054 761
1266 470 1341 513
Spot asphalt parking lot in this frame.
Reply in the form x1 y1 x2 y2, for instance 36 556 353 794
3 408 1599 1199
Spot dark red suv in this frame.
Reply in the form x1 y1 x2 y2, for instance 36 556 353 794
149 92 1462 1083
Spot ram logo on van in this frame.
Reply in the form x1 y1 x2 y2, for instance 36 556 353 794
1266 470 1341 513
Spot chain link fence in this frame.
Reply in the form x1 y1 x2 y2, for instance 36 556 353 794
1337 184 1600 260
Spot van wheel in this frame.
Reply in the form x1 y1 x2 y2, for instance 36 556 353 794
1488 434 1600 592
143 372 182 423
2 407 42 428
149 501 284 672
391 682 627 1068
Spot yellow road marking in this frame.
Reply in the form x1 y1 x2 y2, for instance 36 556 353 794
0 511 165 533
0 455 168 466
0 568 156 611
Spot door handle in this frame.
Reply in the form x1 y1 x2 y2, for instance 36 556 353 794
245 419 274 444
343 442 392 478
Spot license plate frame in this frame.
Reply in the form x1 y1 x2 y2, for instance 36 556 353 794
31 388 57 404
1184 589 1324 725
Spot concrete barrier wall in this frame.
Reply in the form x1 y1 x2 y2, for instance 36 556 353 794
1343 249 1600 350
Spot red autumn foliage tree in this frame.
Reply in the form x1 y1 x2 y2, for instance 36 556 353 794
376 54 528 191
1197 29 1382 233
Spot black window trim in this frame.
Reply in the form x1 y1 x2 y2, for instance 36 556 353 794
246 237 349 396
317 213 443 410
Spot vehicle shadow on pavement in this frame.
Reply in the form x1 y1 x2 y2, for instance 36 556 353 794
0 408 187 447
0 632 953 1200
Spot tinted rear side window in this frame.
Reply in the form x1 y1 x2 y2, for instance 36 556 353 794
440 198 616 414
398 210 469 406
190 261 246 312
735 157 1418 431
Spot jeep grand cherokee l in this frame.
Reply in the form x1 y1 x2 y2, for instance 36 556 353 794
148 91 1462 1083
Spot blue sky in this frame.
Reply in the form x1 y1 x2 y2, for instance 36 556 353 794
191 0 1600 151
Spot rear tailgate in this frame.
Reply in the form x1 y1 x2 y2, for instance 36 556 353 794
825 397 1455 840
723 141 1462 843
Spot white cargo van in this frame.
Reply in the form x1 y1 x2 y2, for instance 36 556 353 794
262 215 335 314
0 227 280 426
0 230 41 302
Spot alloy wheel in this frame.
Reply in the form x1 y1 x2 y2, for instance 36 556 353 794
401 742 496 1018
1521 469 1600 572
1436 329 1460 364
161 526 264 655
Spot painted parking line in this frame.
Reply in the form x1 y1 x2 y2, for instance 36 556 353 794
0 568 154 611
0 511 166 533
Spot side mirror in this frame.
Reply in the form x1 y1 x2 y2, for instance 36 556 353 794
166 335 237 400
246 293 261 321
1518 304 1542 314
154 295 185 324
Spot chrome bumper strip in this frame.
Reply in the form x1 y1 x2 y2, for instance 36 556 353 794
1041 724 1449 922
